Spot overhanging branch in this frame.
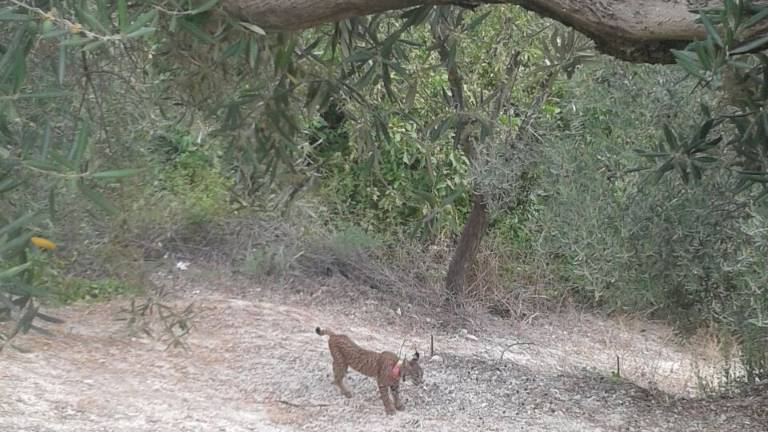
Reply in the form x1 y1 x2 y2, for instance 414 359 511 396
220 0 731 63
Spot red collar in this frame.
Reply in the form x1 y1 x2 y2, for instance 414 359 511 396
389 362 401 379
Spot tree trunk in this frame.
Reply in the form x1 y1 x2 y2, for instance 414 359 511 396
433 16 484 305
221 0 768 64
445 192 488 303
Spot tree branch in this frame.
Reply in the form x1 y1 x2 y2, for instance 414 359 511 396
219 0 759 64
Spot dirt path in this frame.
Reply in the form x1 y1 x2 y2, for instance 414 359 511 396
1 266 766 431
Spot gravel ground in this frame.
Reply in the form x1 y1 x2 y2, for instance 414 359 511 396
1 266 765 431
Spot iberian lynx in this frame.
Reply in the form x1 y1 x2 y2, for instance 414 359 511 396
315 327 423 414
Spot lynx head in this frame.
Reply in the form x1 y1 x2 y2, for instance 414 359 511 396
403 350 423 385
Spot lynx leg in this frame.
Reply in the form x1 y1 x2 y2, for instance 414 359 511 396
328 346 353 398
332 360 352 398
378 384 395 415
391 384 405 411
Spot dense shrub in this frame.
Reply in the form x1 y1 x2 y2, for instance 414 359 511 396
528 60 768 382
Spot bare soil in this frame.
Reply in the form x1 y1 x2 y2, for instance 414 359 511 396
1 265 766 431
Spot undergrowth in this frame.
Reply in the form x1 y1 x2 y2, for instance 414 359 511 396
27 66 765 391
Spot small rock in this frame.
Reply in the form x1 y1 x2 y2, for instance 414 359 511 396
465 334 479 341
396 307 402 316
430 355 444 363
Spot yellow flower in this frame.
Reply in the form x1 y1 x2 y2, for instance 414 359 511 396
30 236 56 250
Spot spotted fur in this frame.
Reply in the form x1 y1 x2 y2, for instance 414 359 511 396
316 327 423 415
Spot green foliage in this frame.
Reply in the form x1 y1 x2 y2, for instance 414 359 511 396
241 245 295 278
531 58 768 384
632 1 768 382
0 0 164 343
150 129 233 226
54 276 140 303
317 7 586 241
328 225 381 262
1 0 764 391
486 170 540 249
25 252 140 303
641 1 768 198
0 204 60 350
320 115 470 237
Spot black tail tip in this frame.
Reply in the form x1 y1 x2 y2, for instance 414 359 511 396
315 326 322 335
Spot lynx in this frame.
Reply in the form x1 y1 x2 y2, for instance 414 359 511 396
315 327 423 415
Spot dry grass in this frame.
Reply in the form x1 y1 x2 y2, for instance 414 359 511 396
462 245 566 321
48 205 759 402
2 265 765 432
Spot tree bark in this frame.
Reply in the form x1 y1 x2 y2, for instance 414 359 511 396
444 67 556 303
220 0 767 64
433 16 485 304
445 193 488 302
